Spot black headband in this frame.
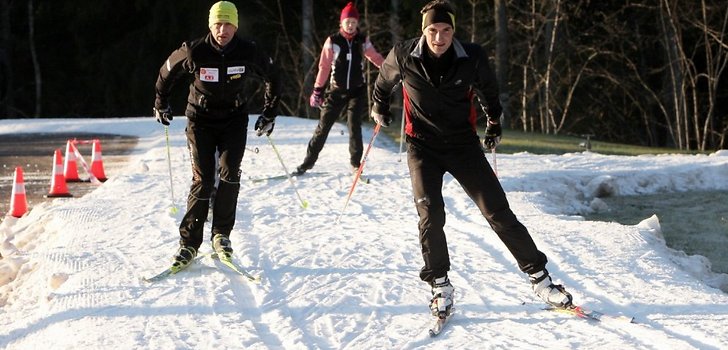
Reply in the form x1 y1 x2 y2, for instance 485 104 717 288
421 8 455 31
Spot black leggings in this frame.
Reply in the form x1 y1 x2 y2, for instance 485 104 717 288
407 141 548 283
299 86 367 169
179 116 248 248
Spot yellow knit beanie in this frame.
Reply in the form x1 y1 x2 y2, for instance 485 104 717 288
209 1 238 28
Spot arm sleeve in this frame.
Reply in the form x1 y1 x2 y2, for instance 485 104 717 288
363 36 385 68
472 46 503 122
313 37 334 89
254 47 282 119
154 43 190 109
371 46 402 115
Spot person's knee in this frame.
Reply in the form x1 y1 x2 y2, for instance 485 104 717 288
191 177 216 198
219 168 242 184
416 196 445 229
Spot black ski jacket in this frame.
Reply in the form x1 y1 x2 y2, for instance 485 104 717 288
372 36 502 147
155 33 281 122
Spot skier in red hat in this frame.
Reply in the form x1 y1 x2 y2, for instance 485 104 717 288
293 2 385 176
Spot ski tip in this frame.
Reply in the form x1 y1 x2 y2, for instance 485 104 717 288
142 275 162 283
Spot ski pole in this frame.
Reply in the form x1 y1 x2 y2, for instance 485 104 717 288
266 135 309 209
165 126 179 214
398 108 405 163
336 123 381 224
491 147 498 178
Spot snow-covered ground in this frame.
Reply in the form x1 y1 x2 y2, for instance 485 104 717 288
1 116 727 349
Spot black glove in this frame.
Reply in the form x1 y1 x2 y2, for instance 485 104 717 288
371 110 392 127
482 120 502 150
255 115 276 136
153 106 173 126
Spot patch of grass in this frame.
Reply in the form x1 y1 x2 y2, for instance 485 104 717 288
376 123 699 156
497 129 699 156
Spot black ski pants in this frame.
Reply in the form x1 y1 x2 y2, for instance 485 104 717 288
299 86 366 170
179 116 248 249
406 140 548 283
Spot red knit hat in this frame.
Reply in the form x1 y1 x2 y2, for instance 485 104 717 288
340 2 360 21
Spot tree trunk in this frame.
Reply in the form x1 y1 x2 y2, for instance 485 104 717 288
542 0 561 134
0 0 12 118
494 0 510 126
660 0 685 149
469 0 476 42
302 0 315 118
364 0 371 112
389 0 403 121
28 0 41 118
697 0 728 150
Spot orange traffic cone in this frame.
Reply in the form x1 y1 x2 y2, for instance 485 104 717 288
63 140 82 182
47 149 73 198
9 166 28 217
90 139 107 182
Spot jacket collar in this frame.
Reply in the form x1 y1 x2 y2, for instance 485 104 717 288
339 28 358 41
410 35 468 59
206 33 239 53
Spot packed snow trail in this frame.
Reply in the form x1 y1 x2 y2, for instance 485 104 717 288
1 117 727 349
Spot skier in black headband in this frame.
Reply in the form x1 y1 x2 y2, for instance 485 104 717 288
371 0 574 324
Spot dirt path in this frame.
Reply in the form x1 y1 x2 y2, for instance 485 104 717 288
0 133 138 218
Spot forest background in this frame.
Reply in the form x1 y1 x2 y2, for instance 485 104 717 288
1 0 727 151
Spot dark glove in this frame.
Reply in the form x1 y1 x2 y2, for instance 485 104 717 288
371 110 392 127
309 87 324 108
153 106 173 126
482 120 502 150
255 115 276 136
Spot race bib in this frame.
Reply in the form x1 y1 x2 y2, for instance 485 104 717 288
200 68 219 82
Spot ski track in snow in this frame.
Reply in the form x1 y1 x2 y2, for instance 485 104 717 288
1 117 728 349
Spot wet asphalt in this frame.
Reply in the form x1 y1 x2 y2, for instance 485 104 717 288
0 133 138 219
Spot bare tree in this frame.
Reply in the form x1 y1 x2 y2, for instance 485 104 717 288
695 0 728 150
28 0 41 117
659 0 688 149
0 0 12 118
494 0 511 125
302 0 315 118
541 0 562 134
655 0 728 150
389 0 400 45
467 0 478 42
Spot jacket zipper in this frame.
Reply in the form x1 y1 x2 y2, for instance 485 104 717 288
221 52 226 97
346 39 353 90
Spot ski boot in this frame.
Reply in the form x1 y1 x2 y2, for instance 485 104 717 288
530 269 573 308
212 234 233 260
171 245 197 273
429 276 455 319
292 164 311 176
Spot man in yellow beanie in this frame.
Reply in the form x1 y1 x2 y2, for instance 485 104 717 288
208 1 238 46
153 1 281 272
